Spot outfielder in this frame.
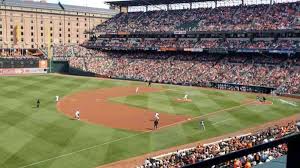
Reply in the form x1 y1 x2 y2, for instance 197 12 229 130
75 110 80 120
36 99 40 108
56 95 59 102
200 120 205 130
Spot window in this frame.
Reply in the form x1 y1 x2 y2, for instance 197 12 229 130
10 31 13 35
50 33 53 37
0 31 2 35
76 23 79 26
84 24 87 27
59 28 62 31
31 20 34 23
68 28 70 32
59 22 62 25
31 26 33 30
68 22 70 26
41 21 43 24
31 45 34 48
31 32 34 36
41 33 43 36
50 21 53 24
21 32 23 35
68 34 70 37
10 25 13 29
50 27 53 31
11 38 13 42
0 24 2 29
21 38 24 42
84 35 87 38
59 33 61 37
21 26 23 29
41 27 43 31
31 38 34 42
68 40 70 43
76 29 79 32
0 38 2 42
76 34 79 38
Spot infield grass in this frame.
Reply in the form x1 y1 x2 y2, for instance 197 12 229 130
0 75 299 168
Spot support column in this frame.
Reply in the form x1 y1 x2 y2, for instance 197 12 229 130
287 134 300 168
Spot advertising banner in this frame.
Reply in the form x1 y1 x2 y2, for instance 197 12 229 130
0 68 47 76
174 31 187 35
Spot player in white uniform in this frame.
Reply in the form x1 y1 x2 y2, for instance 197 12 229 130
75 110 80 120
155 113 159 120
56 95 59 102
154 113 160 129
136 87 139 94
184 94 188 100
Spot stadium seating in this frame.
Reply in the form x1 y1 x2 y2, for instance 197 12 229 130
52 45 300 94
93 2 299 33
139 122 297 168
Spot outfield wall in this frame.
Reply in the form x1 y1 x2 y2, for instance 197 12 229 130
0 68 48 75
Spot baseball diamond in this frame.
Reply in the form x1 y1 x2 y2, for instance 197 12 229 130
0 75 299 168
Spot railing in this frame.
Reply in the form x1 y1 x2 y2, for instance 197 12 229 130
183 133 300 168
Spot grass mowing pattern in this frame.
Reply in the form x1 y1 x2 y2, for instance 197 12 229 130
0 75 299 168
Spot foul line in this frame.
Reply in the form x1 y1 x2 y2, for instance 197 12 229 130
18 100 256 168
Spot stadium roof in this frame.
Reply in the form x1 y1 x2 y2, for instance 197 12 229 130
106 0 215 6
1 0 118 15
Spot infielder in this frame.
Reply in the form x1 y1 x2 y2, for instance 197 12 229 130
75 110 80 120
154 113 160 130
136 87 139 94
184 94 188 101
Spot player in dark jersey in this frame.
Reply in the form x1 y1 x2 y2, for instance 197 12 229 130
36 99 40 108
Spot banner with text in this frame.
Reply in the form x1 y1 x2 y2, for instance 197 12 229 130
0 68 47 76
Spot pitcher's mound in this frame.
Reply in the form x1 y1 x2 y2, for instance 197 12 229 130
175 98 193 103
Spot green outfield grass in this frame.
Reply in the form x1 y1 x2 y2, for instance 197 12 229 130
0 75 299 168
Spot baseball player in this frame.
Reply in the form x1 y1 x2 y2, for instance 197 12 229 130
153 113 160 130
200 120 206 130
36 99 40 108
56 95 59 102
184 94 188 101
155 113 159 120
75 110 80 120
136 87 139 94
148 81 152 87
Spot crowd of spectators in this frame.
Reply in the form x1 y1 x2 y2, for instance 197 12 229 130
85 38 300 50
94 2 299 33
139 122 298 168
53 45 300 94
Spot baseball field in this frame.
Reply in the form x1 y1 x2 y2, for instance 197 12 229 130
0 74 299 168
